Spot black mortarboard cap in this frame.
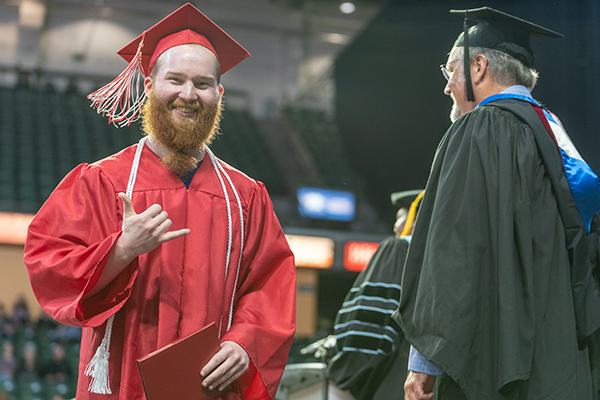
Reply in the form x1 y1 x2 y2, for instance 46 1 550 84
391 189 423 208
392 190 425 237
450 7 563 101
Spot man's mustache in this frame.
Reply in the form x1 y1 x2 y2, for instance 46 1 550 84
170 99 202 112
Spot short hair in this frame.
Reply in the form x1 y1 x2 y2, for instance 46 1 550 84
150 43 222 84
474 46 539 90
456 46 539 91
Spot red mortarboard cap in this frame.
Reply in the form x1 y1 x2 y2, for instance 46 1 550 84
117 3 250 76
88 3 249 127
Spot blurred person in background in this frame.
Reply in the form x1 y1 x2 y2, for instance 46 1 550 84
0 305 14 342
328 190 423 400
15 341 40 384
40 343 71 385
11 297 30 331
0 341 17 381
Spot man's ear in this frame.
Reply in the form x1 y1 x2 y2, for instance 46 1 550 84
472 54 488 84
144 76 153 97
218 84 224 101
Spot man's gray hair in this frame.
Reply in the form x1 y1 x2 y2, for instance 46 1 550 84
457 46 539 91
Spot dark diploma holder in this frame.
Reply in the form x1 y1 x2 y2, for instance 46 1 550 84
136 322 222 400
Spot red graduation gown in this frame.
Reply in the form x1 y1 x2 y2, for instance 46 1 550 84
24 144 297 399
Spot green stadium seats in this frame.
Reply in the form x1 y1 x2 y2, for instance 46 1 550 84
0 86 288 213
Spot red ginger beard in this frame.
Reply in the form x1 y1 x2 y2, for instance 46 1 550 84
141 89 223 177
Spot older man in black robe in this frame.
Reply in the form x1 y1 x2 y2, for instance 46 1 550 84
394 7 600 400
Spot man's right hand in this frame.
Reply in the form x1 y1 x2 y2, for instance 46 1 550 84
83 193 190 298
404 371 436 400
117 192 190 261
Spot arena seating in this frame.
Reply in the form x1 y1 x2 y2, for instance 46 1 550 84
282 106 365 191
0 84 290 214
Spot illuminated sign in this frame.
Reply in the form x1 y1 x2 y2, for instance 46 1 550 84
286 234 334 269
343 241 379 272
297 187 356 221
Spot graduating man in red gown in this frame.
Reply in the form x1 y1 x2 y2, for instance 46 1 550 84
23 3 296 399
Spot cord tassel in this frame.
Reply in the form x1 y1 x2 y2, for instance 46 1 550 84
88 35 147 127
84 138 146 394
84 315 114 394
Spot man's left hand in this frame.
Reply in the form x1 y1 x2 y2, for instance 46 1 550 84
200 341 250 392
404 371 436 400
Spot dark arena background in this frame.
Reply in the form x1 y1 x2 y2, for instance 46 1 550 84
0 0 598 399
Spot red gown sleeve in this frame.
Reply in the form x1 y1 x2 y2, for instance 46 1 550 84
24 164 138 328
221 182 296 399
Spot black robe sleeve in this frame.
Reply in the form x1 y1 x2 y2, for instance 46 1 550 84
328 237 410 400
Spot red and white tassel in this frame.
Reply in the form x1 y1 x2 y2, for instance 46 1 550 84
88 38 147 127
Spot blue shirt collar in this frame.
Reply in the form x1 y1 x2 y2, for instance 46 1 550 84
498 85 532 98
476 85 540 109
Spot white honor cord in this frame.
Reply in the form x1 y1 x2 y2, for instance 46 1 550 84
84 137 146 395
206 147 245 334
84 140 244 393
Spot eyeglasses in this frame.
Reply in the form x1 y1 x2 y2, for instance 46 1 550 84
440 64 451 80
440 60 459 80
